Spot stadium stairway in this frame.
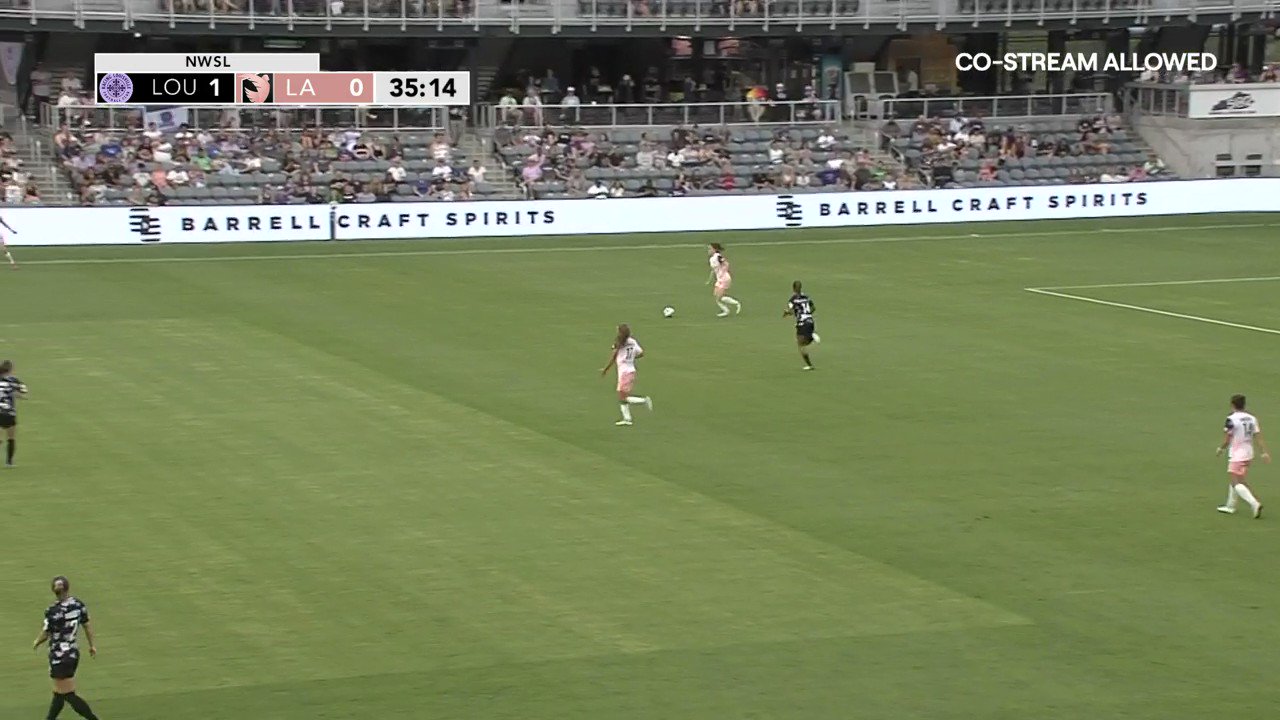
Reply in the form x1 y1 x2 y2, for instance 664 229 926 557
6 118 75 205
459 128 524 198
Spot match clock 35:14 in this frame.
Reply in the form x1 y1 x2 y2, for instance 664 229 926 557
372 72 471 106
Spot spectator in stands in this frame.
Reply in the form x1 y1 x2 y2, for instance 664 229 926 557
522 88 544 127
1099 167 1128 183
413 177 431 198
29 64 51 118
978 162 996 182
467 158 486 185
499 90 521 125
642 71 662 103
879 117 901 151
587 178 609 198
816 127 837 151
541 69 561 102
560 86 581 123
615 73 635 104
718 167 736 191
639 179 658 197
795 85 821 121
564 168 586 196
1260 64 1279 82
768 140 785 165
609 180 626 198
1143 153 1166 176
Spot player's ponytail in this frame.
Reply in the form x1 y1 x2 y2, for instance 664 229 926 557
615 323 631 349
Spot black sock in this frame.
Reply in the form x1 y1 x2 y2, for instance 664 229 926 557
5 438 12 463
47 693 66 720
801 352 812 367
63 693 98 720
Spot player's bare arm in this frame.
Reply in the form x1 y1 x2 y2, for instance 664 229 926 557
600 349 617 376
82 622 97 657
33 628 48 651
1257 431 1271 462
1217 430 1230 455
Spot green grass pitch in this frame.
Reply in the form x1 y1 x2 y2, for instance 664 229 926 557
1 213 1278 719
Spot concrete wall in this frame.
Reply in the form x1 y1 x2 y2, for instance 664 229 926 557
1133 114 1280 179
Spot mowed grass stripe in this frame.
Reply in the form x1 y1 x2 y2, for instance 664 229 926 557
0 318 1025 704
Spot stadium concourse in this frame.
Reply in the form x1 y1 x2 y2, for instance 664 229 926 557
41 92 1177 207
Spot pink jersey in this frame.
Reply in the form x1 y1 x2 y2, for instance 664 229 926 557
1225 411 1261 462
710 252 731 283
615 337 642 374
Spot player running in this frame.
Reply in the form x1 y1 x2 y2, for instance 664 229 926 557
0 360 27 466
1217 394 1270 517
783 281 821 371
706 243 742 317
600 323 653 426
0 214 18 268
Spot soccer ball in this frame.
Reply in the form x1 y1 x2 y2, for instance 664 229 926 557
662 306 676 318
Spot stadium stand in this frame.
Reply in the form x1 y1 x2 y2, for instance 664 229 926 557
886 113 1178 188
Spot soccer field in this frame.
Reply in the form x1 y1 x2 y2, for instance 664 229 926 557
1 213 1278 719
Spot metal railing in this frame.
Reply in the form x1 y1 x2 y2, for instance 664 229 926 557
1124 83 1192 117
478 100 841 128
0 0 1274 29
880 92 1113 120
42 103 447 131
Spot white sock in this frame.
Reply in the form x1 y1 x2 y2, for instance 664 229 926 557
619 404 632 422
626 396 648 405
1234 483 1260 511
716 300 729 313
722 295 740 308
812 333 822 343
1225 485 1239 509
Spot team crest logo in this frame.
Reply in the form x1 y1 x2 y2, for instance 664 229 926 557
238 73 273 104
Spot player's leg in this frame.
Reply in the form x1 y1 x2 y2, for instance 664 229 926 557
713 285 731 316
48 664 98 720
717 281 741 314
797 334 813 370
1228 464 1261 517
3 420 14 466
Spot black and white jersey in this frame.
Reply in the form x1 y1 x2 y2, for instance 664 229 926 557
0 374 26 415
44 597 90 664
788 293 815 326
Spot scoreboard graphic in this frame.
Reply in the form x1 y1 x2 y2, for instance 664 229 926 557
93 53 469 107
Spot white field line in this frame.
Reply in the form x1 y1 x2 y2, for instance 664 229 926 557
1025 288 1280 336
1037 276 1280 291
10 220 1278 267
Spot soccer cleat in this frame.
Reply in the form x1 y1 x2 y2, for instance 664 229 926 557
1218 506 1237 514
644 397 653 412
812 333 822 344
1255 504 1264 519
615 420 633 426
803 365 813 371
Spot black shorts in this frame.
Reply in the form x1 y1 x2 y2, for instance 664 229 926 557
796 320 816 343
49 657 78 679
0 413 14 429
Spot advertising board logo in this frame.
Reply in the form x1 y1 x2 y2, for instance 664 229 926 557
775 196 803 227
128 207 162 242
1210 91 1256 114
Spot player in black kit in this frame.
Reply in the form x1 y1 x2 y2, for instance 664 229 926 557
0 359 27 466
33 576 100 720
783 281 821 371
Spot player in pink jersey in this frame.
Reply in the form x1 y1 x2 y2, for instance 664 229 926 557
706 243 742 317
600 323 653 426
1217 394 1271 518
